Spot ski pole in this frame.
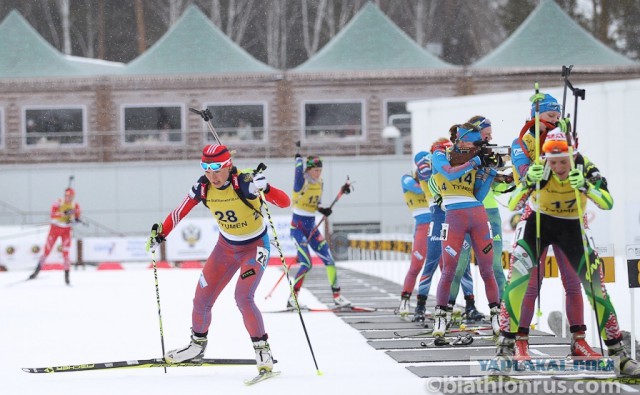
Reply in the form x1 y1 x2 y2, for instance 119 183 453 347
264 177 353 300
189 107 222 145
561 69 605 355
151 251 167 373
533 82 543 326
308 177 353 238
253 164 322 375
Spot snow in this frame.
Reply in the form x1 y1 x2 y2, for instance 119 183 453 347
0 265 429 395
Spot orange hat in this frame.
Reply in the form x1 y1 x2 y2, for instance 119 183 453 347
542 128 570 157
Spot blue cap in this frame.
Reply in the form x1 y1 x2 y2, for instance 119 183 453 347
456 126 481 142
531 93 561 117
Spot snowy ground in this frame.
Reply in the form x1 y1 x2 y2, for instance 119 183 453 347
0 265 429 395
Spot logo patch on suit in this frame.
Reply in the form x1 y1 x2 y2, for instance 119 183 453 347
241 268 256 279
445 245 457 257
482 243 493 254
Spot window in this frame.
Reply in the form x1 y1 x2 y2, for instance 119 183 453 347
205 104 265 142
385 101 411 137
304 102 363 139
24 107 84 146
123 105 183 144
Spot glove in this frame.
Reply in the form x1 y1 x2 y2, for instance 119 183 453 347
556 118 571 133
251 173 268 191
479 153 498 168
529 92 545 104
568 169 585 189
433 194 443 209
525 164 544 186
145 223 166 253
318 207 332 217
341 183 352 195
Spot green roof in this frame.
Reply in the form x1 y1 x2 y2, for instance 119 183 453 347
123 5 275 75
473 0 636 68
0 10 123 79
294 3 453 72
0 11 80 78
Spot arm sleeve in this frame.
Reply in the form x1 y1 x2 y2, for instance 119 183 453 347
473 168 496 202
264 185 291 208
581 156 613 210
431 150 479 181
511 138 531 180
293 156 305 193
401 174 422 194
507 182 533 211
161 196 199 236
160 179 204 236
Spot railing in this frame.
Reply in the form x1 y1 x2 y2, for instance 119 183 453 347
0 127 411 164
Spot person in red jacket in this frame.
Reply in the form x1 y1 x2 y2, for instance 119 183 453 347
29 187 81 285
145 144 290 375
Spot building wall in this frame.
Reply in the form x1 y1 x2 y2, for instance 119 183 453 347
0 155 415 237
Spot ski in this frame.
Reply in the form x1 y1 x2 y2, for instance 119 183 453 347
244 369 281 385
265 305 378 313
551 375 640 384
393 326 492 338
22 357 256 373
423 333 474 347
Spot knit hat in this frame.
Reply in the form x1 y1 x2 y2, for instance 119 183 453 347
414 151 432 178
542 128 569 157
306 156 322 168
431 139 452 153
201 144 232 167
456 125 481 143
469 116 491 131
531 93 561 117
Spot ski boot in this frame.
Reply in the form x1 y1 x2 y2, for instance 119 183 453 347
464 302 485 322
608 342 640 377
432 307 448 338
332 287 351 308
397 292 411 318
489 306 501 338
570 331 602 360
165 331 208 362
252 336 274 373
514 332 531 361
490 335 515 375
64 270 70 285
412 295 427 323
450 306 463 328
28 261 42 280
286 292 307 310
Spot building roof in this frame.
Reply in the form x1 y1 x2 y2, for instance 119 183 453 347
473 0 636 68
294 3 454 72
0 10 81 78
122 5 276 76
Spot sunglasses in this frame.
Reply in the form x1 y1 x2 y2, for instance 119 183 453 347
200 159 231 171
